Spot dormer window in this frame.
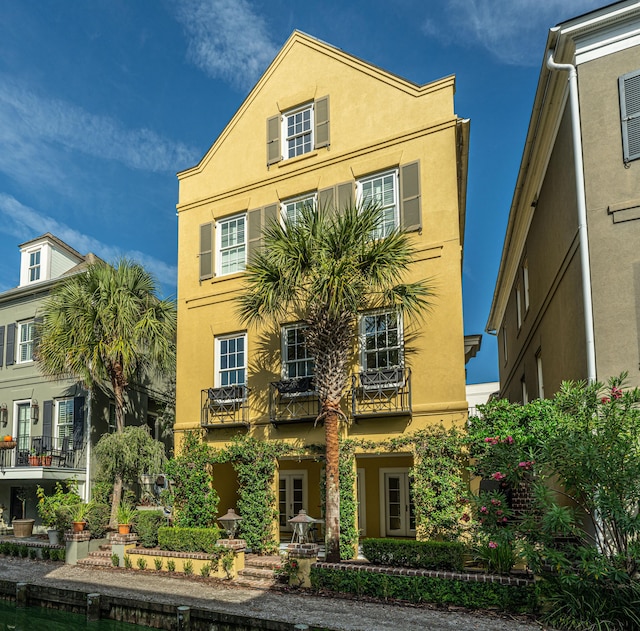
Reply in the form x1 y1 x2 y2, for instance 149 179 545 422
28 250 41 282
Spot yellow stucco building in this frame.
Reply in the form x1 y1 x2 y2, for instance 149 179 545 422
176 32 471 541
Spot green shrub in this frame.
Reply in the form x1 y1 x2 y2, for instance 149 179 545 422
111 553 120 567
0 542 9 555
158 526 222 554
124 554 132 569
311 566 538 613
167 559 175 572
154 557 163 571
200 563 211 577
182 559 193 575
28 548 38 560
19 546 28 558
362 539 467 572
49 548 65 562
135 510 165 548
136 557 147 570
85 502 110 538
41 547 50 560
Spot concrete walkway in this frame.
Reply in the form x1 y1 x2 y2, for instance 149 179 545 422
0 557 541 631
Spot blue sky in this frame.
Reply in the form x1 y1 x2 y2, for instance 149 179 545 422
0 0 605 384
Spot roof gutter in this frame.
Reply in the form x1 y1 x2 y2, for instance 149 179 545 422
546 42 596 384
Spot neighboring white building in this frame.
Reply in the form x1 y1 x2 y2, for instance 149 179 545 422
466 382 500 418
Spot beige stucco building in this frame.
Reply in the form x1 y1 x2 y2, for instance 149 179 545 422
176 32 472 540
487 1 640 401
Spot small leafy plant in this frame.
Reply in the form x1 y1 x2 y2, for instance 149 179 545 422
154 558 163 571
136 557 147 570
182 559 193 575
199 563 211 577
167 559 175 572
123 554 132 569
111 553 120 567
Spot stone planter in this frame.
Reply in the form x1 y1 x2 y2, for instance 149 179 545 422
13 518 35 538
47 529 60 545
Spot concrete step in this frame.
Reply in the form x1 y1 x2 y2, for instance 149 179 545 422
238 566 277 580
244 554 281 570
233 576 279 590
77 556 113 568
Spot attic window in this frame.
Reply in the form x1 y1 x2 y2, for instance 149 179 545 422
283 103 313 159
28 250 41 282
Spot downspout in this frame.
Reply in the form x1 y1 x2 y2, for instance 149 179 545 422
84 388 92 502
546 49 596 384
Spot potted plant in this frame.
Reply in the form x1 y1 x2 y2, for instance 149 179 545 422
36 483 81 544
69 501 92 532
28 449 40 466
116 501 137 534
12 487 35 537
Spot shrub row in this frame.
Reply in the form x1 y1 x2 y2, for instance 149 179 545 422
158 526 221 553
361 538 467 572
0 541 65 562
310 566 538 613
136 510 165 548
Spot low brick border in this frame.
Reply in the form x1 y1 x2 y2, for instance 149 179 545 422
131 548 220 561
314 561 534 587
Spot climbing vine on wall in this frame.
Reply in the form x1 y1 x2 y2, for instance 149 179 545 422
215 435 296 555
337 440 359 560
388 425 467 541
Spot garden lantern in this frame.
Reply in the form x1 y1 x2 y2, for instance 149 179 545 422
288 509 316 544
218 508 242 539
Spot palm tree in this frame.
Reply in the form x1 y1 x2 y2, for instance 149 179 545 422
238 202 433 561
36 258 176 527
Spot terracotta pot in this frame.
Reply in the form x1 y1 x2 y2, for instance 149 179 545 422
118 524 131 535
29 456 40 466
41 455 52 466
72 521 85 532
12 518 35 538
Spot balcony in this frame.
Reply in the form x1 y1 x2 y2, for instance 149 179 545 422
201 385 250 429
350 367 412 419
0 435 86 474
269 377 320 427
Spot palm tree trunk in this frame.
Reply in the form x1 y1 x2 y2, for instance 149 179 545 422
110 372 126 528
324 407 341 562
110 473 124 529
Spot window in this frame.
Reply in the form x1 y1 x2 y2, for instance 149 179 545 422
216 334 246 387
28 250 41 282
56 399 74 440
536 352 545 399
283 103 313 159
361 311 403 371
282 324 313 379
217 214 246 276
619 69 640 163
358 170 399 239
516 283 522 329
502 326 508 364
18 321 34 363
521 375 528 405
108 403 116 433
281 194 316 225
523 259 530 312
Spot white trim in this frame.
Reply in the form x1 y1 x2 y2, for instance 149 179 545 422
17 320 35 364
278 469 308 532
356 169 400 239
536 352 545 400
515 283 522 330
14 399 31 453
281 103 314 160
280 193 316 225
379 467 415 538
215 213 246 277
281 323 313 380
359 309 404 372
214 332 247 388
523 259 530 312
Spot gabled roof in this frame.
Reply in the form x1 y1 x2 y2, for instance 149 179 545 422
178 30 456 179
19 232 85 262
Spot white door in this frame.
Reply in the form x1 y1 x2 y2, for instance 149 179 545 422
383 471 415 537
278 471 307 531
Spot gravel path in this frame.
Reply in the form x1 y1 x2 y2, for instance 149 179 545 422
0 558 542 631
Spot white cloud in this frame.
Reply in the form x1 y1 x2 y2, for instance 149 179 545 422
424 0 605 66
175 0 278 91
0 75 199 181
0 194 177 291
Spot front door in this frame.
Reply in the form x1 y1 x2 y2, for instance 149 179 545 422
279 471 307 532
16 402 31 466
383 471 415 537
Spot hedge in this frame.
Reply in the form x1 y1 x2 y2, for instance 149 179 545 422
158 526 222 553
361 538 467 572
136 510 165 548
311 566 538 613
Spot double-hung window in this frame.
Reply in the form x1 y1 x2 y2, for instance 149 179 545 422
281 193 316 226
28 250 41 282
56 398 74 441
361 311 403 371
282 104 313 159
217 214 246 276
282 324 313 380
357 170 399 239
216 334 246 387
18 321 34 363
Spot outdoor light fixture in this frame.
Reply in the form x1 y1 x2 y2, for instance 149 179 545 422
0 404 7 427
288 509 317 544
30 400 39 423
217 508 242 539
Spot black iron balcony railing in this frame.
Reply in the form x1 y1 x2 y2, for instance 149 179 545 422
350 367 412 419
269 377 320 426
0 435 86 470
201 385 250 428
